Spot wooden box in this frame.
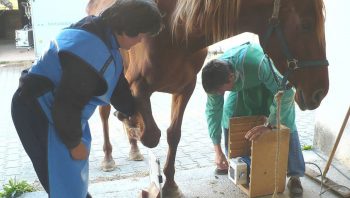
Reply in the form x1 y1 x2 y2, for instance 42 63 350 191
229 116 290 198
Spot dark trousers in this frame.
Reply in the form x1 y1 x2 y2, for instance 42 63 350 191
11 88 50 192
12 89 94 198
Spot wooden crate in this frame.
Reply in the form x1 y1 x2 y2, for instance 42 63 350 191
229 116 290 198
228 116 265 158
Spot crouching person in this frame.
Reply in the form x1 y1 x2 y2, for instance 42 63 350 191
201 42 305 196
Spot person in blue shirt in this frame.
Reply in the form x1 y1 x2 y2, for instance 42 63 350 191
11 0 162 197
201 43 305 196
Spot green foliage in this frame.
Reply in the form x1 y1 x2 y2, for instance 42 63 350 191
0 178 34 198
302 145 312 151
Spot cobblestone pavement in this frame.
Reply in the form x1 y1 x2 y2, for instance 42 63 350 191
0 62 316 191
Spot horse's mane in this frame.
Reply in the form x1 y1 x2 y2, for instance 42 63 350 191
314 0 326 48
171 0 241 43
171 0 326 47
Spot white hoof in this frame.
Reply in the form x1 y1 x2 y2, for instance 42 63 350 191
129 149 144 161
162 184 184 198
101 158 116 172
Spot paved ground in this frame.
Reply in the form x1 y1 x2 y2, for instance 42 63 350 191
0 40 347 197
0 39 34 63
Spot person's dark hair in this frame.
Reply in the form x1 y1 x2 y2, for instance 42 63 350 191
101 0 163 37
201 59 232 94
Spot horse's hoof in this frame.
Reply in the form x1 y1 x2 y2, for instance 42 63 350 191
129 149 144 161
101 158 116 172
162 183 184 198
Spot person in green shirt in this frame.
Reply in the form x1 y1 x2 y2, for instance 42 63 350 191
201 42 305 196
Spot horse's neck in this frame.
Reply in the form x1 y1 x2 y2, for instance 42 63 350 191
158 0 177 14
168 1 273 51
237 9 270 35
86 0 115 15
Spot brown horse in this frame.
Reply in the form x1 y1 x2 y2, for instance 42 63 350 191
87 0 328 196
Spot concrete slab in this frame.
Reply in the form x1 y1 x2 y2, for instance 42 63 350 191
303 150 350 197
20 165 340 198
0 39 34 63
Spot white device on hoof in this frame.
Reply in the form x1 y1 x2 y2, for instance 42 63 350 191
148 150 163 198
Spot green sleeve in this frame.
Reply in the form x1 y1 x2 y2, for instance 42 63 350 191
205 94 224 145
222 91 237 129
258 57 296 131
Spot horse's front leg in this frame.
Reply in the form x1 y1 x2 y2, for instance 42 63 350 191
131 81 162 148
99 105 116 172
163 80 196 197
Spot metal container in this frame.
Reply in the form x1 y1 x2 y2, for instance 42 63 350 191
15 28 33 48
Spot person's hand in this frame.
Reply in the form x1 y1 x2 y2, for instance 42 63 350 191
70 141 89 160
215 152 228 170
214 145 228 170
245 125 271 141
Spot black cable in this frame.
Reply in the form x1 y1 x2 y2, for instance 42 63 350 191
305 162 322 177
320 184 350 196
305 161 350 196
313 150 350 181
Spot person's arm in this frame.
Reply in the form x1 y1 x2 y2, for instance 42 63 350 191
52 52 105 159
206 94 228 169
110 73 136 117
258 56 296 129
205 94 224 145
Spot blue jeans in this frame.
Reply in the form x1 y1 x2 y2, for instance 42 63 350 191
223 128 305 177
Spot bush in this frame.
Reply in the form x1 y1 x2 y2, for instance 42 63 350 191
0 178 34 198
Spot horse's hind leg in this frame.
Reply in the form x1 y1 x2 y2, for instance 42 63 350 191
114 111 144 161
128 130 144 161
162 79 196 197
99 105 116 172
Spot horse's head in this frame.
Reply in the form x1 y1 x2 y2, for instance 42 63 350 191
171 0 329 110
254 0 329 110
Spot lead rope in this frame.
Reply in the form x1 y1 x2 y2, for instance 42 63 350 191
272 90 284 198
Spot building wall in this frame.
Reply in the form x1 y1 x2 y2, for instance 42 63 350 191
313 0 350 168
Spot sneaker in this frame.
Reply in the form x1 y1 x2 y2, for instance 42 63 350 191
287 177 303 196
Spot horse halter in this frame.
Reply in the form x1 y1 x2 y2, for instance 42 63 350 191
261 0 329 90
